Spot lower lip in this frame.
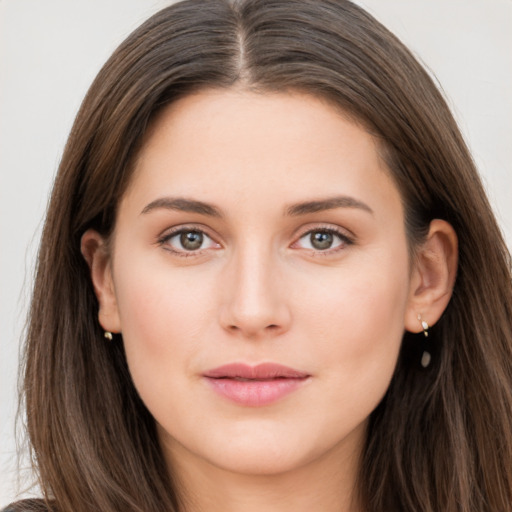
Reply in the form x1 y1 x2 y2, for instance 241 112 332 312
204 377 309 406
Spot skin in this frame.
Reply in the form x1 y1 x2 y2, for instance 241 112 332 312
82 89 457 512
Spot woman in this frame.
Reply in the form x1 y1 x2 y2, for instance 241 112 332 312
5 0 512 510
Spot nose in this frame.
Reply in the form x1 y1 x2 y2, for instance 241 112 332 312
218 245 292 339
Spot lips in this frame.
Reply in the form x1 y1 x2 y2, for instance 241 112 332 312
203 363 310 406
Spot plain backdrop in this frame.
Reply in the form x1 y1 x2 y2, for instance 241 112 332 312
1 0 511 505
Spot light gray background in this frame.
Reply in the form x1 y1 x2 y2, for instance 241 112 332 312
1 0 511 505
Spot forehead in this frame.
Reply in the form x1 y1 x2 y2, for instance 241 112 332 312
122 89 402 221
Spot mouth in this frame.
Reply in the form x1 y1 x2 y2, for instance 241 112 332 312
202 363 311 406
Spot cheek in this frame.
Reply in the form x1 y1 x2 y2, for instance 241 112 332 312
294 248 410 394
111 253 217 395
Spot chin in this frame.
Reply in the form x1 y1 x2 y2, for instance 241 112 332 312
205 442 314 477
159 418 325 477
191 419 364 478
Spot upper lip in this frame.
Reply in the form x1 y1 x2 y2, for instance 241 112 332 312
203 363 310 380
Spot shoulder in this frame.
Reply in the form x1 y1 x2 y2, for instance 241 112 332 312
1 499 51 512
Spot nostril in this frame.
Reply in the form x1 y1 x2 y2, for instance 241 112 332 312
226 323 280 335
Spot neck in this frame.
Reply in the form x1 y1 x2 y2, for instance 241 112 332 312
165 433 364 512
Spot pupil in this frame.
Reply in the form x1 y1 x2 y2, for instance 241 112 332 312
311 231 333 250
180 231 203 250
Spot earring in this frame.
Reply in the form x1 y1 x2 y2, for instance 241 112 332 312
419 315 429 338
104 331 113 341
418 315 431 368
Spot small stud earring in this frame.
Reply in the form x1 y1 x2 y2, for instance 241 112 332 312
104 331 113 341
418 315 431 368
419 315 429 337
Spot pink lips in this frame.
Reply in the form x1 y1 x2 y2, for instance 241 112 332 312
203 363 310 407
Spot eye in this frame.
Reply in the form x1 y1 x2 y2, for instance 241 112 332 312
159 228 219 254
295 228 350 252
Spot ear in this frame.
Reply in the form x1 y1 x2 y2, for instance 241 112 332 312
81 229 121 334
404 219 458 333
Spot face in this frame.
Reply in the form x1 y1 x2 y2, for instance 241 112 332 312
98 90 417 479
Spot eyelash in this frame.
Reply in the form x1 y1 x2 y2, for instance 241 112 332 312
293 226 354 256
156 225 354 258
157 225 219 258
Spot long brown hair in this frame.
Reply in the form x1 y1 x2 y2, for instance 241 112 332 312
16 0 512 511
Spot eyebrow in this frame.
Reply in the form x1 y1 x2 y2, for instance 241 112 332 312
285 196 374 216
140 195 373 218
140 197 223 217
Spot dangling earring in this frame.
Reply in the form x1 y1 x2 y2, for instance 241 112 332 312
104 331 113 341
418 314 431 368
